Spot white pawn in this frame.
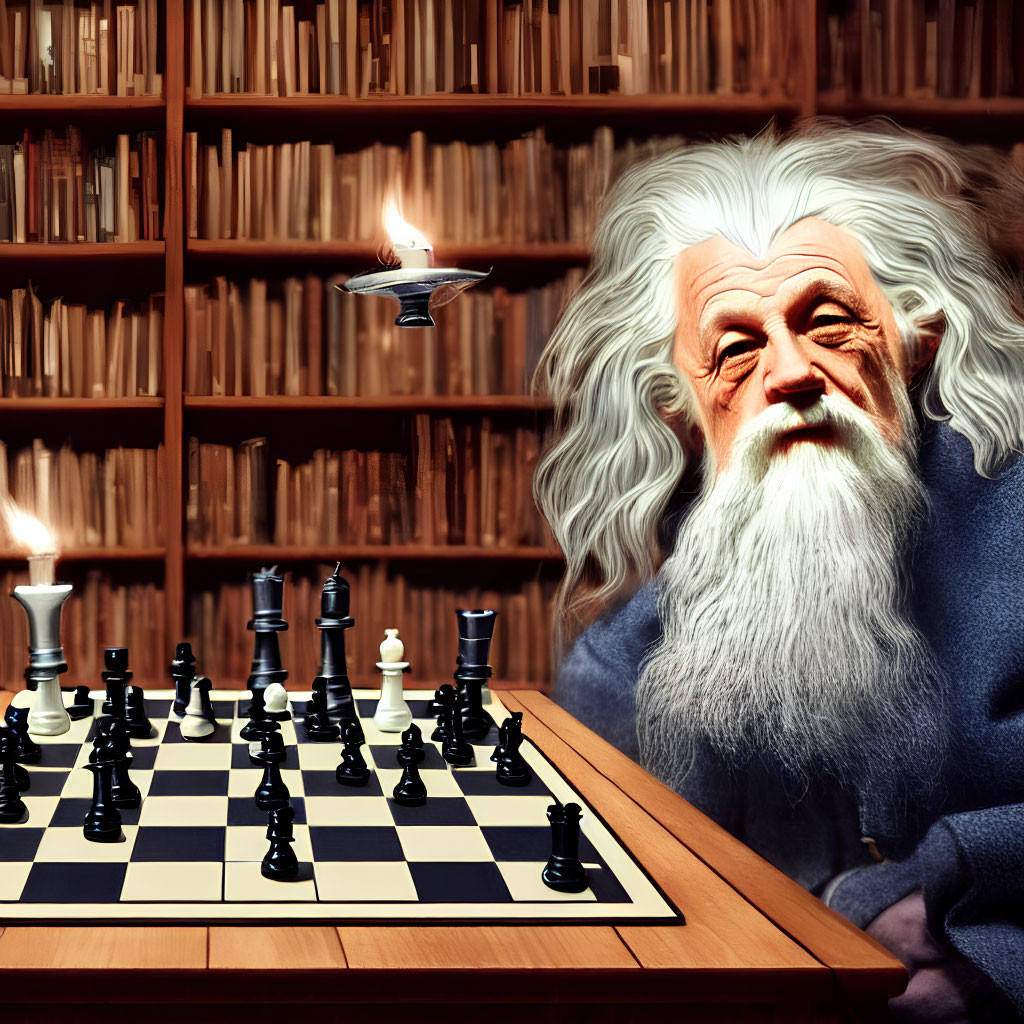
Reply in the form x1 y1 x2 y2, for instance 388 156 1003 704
263 682 290 717
373 628 412 733
180 678 216 740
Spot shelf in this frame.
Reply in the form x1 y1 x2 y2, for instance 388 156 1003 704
0 547 167 564
187 545 564 562
0 398 163 413
185 395 552 414
0 242 165 263
186 239 589 269
0 94 165 126
817 95 1024 135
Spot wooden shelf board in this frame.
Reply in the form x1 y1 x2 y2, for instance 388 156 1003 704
0 242 165 261
0 548 166 564
0 95 165 113
0 398 163 412
819 95 1024 118
185 394 552 413
187 545 564 562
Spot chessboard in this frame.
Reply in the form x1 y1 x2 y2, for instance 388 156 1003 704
0 687 681 925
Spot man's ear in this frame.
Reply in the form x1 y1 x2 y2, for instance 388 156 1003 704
909 311 944 386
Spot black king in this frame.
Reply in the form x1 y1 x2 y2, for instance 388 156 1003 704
454 609 497 742
241 565 288 739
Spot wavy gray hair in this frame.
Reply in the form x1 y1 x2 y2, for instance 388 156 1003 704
533 118 1024 651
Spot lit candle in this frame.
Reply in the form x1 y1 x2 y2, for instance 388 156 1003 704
383 195 433 270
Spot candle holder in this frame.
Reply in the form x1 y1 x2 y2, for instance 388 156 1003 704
339 265 491 328
11 582 72 735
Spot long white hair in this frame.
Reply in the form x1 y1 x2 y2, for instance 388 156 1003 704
533 118 1024 651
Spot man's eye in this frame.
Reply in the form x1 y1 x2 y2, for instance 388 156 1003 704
717 339 759 365
811 314 852 327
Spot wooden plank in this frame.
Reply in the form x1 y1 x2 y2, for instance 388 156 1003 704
0 927 207 968
510 691 905 999
209 926 347 968
337 924 638 970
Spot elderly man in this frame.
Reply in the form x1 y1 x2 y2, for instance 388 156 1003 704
535 121 1024 1022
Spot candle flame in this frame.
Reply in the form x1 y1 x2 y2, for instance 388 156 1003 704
383 195 431 251
0 498 58 555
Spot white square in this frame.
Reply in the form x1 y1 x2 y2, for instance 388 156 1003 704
138 796 228 826
465 795 554 827
314 861 417 901
224 860 317 902
35 825 138 862
375 768 463 799
122 861 223 902
294 743 345 771
304 796 392 827
19 796 58 828
60 768 154 801
396 825 491 862
497 861 598 902
0 862 32 900
154 743 232 771
225 824 313 862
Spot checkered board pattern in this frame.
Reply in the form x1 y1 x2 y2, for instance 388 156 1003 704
0 689 679 923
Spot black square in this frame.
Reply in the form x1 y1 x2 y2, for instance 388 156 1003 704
147 771 229 797
482 826 600 863
49 798 141 828
144 699 172 719
409 862 513 903
585 867 631 903
386 797 475 827
163 721 233 744
302 770 383 798
35 745 80 769
369 744 447 771
355 699 377 717
452 770 551 798
309 825 403 861
20 862 127 902
19 770 70 797
408 700 433 719
227 797 305 827
0 827 45 861
131 826 225 862
230 744 299 770
126 746 159 770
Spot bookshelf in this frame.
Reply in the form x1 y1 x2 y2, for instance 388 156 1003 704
3 0 1022 689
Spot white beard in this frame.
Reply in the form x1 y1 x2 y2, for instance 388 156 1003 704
636 392 947 800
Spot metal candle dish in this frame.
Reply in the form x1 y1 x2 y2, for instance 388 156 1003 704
339 265 491 328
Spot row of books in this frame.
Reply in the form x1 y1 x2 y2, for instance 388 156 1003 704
819 0 1023 100
184 271 580 397
187 563 556 687
0 569 165 689
0 128 161 243
187 0 795 99
0 0 162 95
0 439 165 548
0 284 163 398
186 418 551 548
187 124 678 245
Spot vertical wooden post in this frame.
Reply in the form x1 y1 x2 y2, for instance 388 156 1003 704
163 0 186 646
796 0 819 119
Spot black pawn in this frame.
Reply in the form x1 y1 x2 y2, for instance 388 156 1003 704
68 685 95 721
250 725 285 768
82 760 122 843
12 760 30 793
261 804 299 880
124 685 153 738
170 642 197 720
541 802 588 894
254 736 290 811
303 676 339 742
4 706 41 764
493 712 532 788
101 647 131 720
397 723 425 766
392 761 427 806
335 719 370 787
0 729 28 823
439 685 473 767
107 720 141 809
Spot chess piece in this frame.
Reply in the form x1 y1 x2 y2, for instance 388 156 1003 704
0 728 28 823
12 580 72 735
306 564 357 735
124 685 153 738
492 712 532 787
169 642 197 723
250 726 285 767
243 566 288 734
181 677 216 740
541 802 589 894
253 729 290 811
303 676 340 742
105 719 141 810
429 687 448 743
392 761 427 807
396 723 425 767
4 705 42 764
100 647 131 720
68 685 95 721
373 629 412 732
82 754 122 843
335 719 370 787
261 804 299 881
438 685 473 767
453 608 497 741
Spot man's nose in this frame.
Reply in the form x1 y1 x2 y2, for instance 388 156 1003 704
762 329 825 409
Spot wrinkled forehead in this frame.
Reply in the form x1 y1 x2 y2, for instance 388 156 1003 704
674 217 885 327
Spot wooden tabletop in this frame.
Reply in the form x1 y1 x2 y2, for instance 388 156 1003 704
0 687 904 1023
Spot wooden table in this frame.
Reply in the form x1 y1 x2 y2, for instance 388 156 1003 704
0 687 905 1023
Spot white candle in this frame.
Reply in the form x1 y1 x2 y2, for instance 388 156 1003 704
396 245 433 270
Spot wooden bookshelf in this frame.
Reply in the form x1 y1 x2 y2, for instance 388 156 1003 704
5 0 1017 689
0 547 166 563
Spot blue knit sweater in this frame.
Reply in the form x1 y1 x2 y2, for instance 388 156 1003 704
554 419 1024 1016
